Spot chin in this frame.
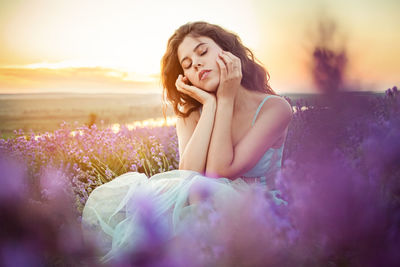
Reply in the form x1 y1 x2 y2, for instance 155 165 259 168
201 81 219 93
191 77 219 93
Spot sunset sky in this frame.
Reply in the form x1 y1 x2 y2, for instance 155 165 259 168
0 0 399 94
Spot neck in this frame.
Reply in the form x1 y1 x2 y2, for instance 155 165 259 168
233 85 253 112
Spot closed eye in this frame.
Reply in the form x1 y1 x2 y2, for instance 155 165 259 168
183 49 208 69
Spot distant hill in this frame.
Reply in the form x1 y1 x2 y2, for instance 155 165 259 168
0 91 385 137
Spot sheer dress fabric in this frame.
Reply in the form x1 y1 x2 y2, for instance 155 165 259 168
81 94 288 263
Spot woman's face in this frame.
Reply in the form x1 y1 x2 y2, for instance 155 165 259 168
177 35 223 93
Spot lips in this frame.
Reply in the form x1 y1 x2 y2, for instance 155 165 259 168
199 70 211 81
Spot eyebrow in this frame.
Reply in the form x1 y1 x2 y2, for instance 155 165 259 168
180 42 207 65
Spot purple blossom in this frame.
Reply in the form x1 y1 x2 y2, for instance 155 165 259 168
0 84 399 265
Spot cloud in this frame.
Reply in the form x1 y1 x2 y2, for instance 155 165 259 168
0 66 161 93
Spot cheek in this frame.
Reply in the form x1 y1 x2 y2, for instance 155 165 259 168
182 70 193 82
184 73 195 86
213 49 223 61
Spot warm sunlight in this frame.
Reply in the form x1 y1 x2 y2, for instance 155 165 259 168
0 0 399 94
111 116 177 133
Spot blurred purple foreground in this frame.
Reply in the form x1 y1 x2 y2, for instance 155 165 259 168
0 86 400 266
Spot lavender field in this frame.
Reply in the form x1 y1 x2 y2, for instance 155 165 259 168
0 86 399 266
0 93 172 139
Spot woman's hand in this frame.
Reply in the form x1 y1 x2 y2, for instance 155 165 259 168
175 74 216 105
215 50 242 100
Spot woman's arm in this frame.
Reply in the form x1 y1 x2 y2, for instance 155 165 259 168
205 50 239 178
205 51 293 179
205 97 234 178
177 99 216 174
174 74 217 174
206 96 292 179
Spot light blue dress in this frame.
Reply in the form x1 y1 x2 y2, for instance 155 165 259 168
230 94 285 187
82 94 288 263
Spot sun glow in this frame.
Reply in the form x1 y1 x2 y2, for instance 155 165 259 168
0 0 262 93
0 0 399 94
111 116 177 133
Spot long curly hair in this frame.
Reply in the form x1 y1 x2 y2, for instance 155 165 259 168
161 21 277 118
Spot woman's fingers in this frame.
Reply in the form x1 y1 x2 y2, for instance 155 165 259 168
219 51 242 78
175 75 205 101
218 52 232 73
224 51 241 72
176 75 191 95
216 56 227 80
176 75 190 90
175 74 216 104
175 75 183 91
177 85 191 97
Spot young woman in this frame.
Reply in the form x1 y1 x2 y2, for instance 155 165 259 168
162 21 292 188
82 21 293 263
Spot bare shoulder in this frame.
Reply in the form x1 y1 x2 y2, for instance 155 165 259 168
257 94 293 123
269 95 293 114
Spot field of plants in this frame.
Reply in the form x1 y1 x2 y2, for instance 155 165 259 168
0 86 399 266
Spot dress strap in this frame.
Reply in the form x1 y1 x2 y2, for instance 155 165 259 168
251 95 278 126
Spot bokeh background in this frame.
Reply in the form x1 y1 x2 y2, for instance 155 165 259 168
1 0 399 94
0 0 399 136
1 1 400 266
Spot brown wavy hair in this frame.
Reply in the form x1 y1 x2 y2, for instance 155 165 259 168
160 21 277 118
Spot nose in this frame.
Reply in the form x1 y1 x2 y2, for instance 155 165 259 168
193 60 202 70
